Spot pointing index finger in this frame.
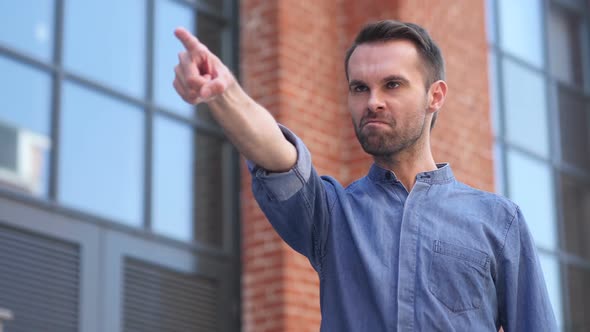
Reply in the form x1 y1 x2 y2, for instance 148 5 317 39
174 27 205 56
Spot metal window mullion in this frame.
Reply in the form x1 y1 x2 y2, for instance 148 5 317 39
227 1 241 330
0 45 59 72
583 2 590 92
48 0 65 202
144 0 155 232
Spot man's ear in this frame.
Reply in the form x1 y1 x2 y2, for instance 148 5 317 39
427 80 448 114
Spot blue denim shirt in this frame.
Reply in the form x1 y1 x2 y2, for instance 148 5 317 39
249 126 557 331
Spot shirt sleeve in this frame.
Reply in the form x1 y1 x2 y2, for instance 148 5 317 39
247 124 337 271
497 207 558 331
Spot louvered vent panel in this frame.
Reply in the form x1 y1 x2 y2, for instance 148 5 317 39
123 257 219 332
0 223 80 332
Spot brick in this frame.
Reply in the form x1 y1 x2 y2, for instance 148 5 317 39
241 0 493 330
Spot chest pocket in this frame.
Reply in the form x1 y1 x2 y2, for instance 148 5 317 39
428 240 490 313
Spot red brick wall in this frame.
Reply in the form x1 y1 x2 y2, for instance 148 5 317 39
240 1 492 331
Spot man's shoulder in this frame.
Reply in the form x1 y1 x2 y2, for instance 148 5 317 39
342 176 372 194
451 180 519 220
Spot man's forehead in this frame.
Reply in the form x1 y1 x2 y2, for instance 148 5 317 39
347 40 422 80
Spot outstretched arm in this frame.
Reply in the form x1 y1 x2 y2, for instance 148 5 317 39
173 27 297 172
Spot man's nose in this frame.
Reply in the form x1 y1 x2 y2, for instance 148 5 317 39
368 91 385 112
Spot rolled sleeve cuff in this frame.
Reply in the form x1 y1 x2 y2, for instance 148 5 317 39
247 124 312 201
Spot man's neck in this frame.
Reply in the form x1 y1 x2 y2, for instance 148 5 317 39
373 143 437 192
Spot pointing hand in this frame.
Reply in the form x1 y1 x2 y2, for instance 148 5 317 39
173 27 234 104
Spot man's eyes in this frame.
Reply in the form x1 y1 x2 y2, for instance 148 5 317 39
386 81 400 89
351 85 368 92
351 82 400 92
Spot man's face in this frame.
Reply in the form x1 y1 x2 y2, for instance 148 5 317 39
347 40 431 157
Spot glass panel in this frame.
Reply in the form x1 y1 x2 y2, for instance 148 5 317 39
502 59 550 157
152 116 193 241
498 0 544 68
154 0 194 116
539 254 564 330
0 57 52 135
0 0 54 60
558 88 590 169
489 51 500 135
196 14 224 126
485 0 496 43
59 82 144 226
0 56 52 197
202 0 223 11
560 174 590 260
197 14 223 57
152 118 224 246
566 265 590 331
194 134 224 247
493 143 505 195
64 0 146 98
507 149 557 249
548 6 584 85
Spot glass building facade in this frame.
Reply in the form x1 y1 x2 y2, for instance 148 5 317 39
1 0 589 331
488 0 590 330
0 1 240 331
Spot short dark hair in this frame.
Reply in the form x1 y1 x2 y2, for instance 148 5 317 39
345 20 446 129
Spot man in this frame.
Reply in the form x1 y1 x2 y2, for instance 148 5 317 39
174 20 557 331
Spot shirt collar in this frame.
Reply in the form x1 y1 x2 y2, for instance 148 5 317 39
367 163 455 184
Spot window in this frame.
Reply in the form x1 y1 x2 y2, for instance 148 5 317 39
0 57 52 197
501 59 550 157
59 82 145 226
64 0 146 98
487 0 590 329
497 0 544 67
0 0 236 249
154 0 195 115
0 0 55 60
0 1 238 330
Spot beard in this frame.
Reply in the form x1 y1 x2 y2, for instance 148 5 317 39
353 108 428 158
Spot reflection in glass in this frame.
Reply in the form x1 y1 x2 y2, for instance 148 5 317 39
152 116 224 246
548 7 584 85
560 174 590 260
539 255 563 330
488 51 500 135
502 59 549 157
498 0 544 67
485 0 496 43
558 88 590 169
193 134 224 247
154 0 194 116
64 0 146 98
0 122 50 197
566 265 590 331
0 56 52 135
0 56 52 197
0 0 54 60
197 14 223 57
493 143 505 195
507 149 557 250
195 14 224 126
152 116 193 241
59 82 144 226
202 0 223 11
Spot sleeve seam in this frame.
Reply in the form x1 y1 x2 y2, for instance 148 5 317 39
498 205 519 258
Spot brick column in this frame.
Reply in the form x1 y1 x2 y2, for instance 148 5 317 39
240 1 493 331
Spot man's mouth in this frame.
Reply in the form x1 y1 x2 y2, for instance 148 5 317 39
362 120 390 129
